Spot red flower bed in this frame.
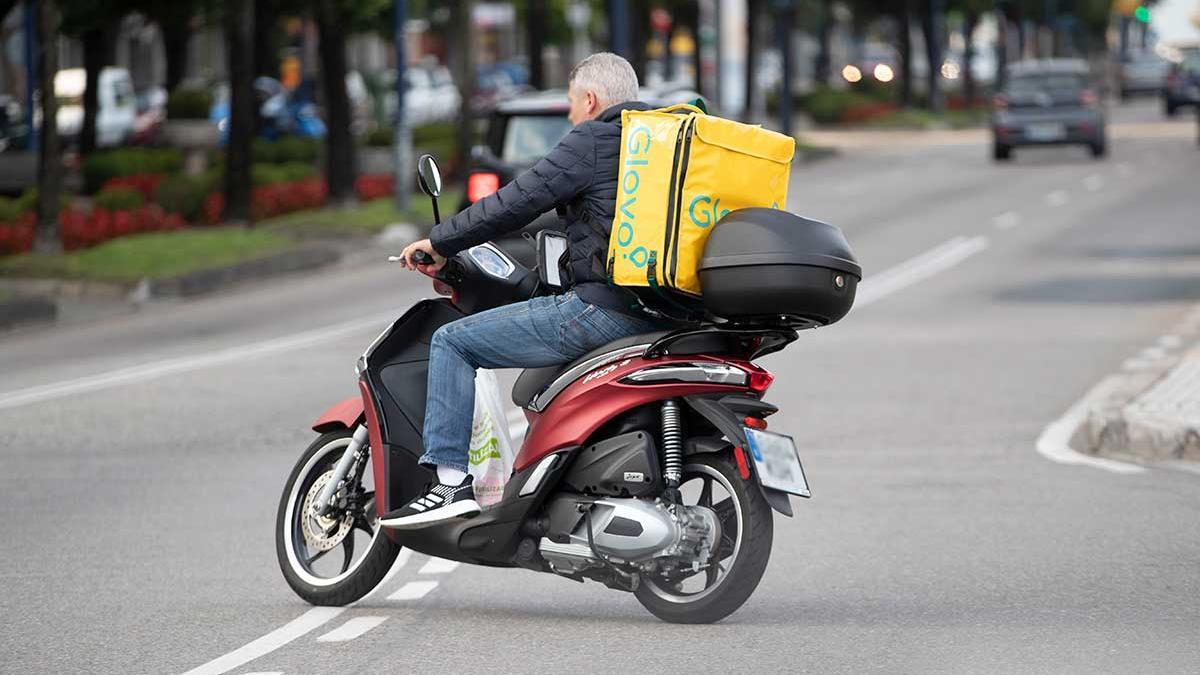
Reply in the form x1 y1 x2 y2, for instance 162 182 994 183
60 204 179 251
840 101 899 124
355 174 394 201
0 212 35 255
101 173 165 202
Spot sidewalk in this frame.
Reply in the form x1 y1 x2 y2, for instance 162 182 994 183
1079 305 1200 464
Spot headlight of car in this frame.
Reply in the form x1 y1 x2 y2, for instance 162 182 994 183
467 243 515 279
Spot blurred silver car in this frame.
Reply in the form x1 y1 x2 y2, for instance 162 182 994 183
1118 51 1169 100
991 60 1107 161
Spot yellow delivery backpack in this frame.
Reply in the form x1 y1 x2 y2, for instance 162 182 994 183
607 104 795 298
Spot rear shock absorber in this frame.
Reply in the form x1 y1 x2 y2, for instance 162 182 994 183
661 400 684 488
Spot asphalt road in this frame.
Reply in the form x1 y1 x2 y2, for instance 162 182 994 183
2 98 1198 675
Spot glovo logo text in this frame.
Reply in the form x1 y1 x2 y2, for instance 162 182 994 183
615 123 652 268
687 194 730 229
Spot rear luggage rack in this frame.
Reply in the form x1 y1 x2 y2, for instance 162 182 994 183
644 323 804 360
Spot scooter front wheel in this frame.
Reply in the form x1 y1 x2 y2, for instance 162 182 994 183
635 455 774 624
276 429 400 605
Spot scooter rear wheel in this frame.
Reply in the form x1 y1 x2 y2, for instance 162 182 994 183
276 429 400 605
635 455 774 623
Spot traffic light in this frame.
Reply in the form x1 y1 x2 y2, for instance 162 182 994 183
1134 6 1150 23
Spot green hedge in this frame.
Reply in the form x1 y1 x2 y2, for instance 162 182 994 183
797 87 869 124
251 162 317 186
254 137 320 164
82 148 184 193
166 87 213 120
93 187 145 212
155 173 218 222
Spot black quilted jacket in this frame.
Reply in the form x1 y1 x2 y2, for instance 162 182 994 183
429 101 652 315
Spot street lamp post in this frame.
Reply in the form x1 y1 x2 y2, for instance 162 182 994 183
393 0 411 213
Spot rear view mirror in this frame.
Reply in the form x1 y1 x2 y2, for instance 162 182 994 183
536 230 569 290
416 154 442 198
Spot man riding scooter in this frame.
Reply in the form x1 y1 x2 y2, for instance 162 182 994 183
386 53 674 528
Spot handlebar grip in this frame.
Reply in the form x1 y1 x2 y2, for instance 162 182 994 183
412 250 435 265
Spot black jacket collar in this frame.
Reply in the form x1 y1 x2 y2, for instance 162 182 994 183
597 100 652 123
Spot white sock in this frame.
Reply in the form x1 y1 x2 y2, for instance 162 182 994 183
436 465 468 485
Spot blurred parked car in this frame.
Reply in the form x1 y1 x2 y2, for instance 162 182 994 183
1118 51 1169 100
54 67 136 147
1163 48 1200 117
0 95 28 152
381 64 461 127
991 59 1106 161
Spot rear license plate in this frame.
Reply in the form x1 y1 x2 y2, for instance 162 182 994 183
1026 123 1066 141
744 428 810 498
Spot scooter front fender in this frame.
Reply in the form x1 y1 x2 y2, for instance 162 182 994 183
312 396 365 433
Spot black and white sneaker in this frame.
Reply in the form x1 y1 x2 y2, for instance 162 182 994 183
379 475 481 529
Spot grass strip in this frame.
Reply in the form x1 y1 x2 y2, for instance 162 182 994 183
262 188 463 238
0 227 294 283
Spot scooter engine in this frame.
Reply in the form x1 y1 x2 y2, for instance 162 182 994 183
537 497 720 577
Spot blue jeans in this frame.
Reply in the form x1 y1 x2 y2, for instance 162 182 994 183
420 291 666 472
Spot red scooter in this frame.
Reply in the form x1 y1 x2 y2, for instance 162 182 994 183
275 156 860 623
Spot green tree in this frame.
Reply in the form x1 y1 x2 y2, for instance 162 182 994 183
311 0 388 205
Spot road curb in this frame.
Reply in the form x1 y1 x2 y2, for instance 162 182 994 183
0 245 341 329
0 293 57 331
1077 306 1200 463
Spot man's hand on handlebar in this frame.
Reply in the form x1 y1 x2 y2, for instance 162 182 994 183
397 239 446 272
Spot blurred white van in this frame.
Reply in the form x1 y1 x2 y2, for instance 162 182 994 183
55 67 136 147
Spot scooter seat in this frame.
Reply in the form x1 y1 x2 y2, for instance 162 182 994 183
511 330 672 409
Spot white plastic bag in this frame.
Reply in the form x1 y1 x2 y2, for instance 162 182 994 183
468 370 515 508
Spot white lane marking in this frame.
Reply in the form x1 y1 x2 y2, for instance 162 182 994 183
991 211 1022 230
181 607 345 675
854 236 991 309
1044 189 1070 207
1139 346 1167 360
0 312 397 411
419 557 461 575
1158 335 1183 349
1035 391 1147 475
387 580 439 601
1082 174 1105 192
1122 358 1153 371
316 616 389 643
351 548 412 606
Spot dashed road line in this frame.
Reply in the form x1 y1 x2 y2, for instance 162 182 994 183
180 607 345 675
1083 174 1105 192
991 211 1022 230
351 548 413 606
1044 189 1070 207
387 580 439 601
316 616 389 643
419 557 461 575
854 236 991 309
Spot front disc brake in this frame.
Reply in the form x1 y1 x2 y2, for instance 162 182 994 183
301 470 354 552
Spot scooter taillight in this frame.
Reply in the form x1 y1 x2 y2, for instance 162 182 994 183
735 362 774 394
